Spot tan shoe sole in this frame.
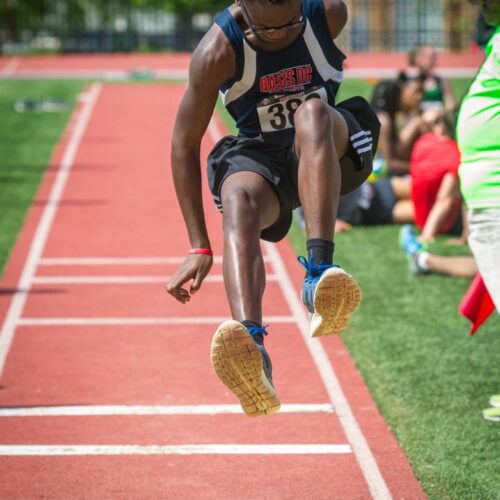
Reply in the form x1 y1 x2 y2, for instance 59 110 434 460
211 320 281 417
311 268 362 337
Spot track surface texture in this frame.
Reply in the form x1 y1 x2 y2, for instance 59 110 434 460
0 83 426 499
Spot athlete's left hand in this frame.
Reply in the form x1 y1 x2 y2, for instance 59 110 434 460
166 254 213 303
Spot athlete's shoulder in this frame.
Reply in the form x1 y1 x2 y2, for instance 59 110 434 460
189 22 236 89
321 0 348 39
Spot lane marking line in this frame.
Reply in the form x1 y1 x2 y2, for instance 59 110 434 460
0 83 102 378
264 242 393 500
31 274 278 284
17 316 296 326
38 256 270 265
0 444 352 456
0 403 334 417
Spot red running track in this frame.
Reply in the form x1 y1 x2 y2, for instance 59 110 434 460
0 52 483 79
0 83 425 499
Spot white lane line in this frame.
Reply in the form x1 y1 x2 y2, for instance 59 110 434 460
0 67 477 80
0 83 102 379
32 274 278 284
264 243 392 500
0 444 352 456
38 256 270 265
17 316 296 326
0 403 333 417
1 57 19 75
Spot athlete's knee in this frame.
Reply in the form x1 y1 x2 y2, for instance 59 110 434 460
294 98 332 137
222 186 260 226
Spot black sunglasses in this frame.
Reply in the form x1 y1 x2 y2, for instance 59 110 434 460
240 1 304 37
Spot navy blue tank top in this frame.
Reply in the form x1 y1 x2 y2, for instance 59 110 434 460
215 0 346 137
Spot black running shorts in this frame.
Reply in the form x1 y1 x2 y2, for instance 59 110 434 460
207 96 380 242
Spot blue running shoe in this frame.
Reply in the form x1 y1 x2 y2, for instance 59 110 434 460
398 224 428 275
298 256 362 337
211 320 281 417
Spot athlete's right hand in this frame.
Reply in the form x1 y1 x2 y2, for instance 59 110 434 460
166 254 213 304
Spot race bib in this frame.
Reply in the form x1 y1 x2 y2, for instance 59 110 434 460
257 86 328 133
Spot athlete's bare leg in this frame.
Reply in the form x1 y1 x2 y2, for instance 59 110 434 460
294 99 349 239
220 171 280 323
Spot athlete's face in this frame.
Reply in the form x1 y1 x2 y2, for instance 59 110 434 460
239 0 304 42
469 0 500 26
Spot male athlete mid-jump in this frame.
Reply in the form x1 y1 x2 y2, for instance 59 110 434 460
167 0 380 417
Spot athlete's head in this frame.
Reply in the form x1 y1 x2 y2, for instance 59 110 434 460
238 0 304 42
412 45 437 74
469 0 500 26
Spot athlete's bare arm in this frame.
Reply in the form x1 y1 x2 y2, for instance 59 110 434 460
322 0 348 39
167 26 235 303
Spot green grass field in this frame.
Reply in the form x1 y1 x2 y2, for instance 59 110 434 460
2 77 499 499
0 80 86 274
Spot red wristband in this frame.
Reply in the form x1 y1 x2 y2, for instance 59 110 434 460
189 248 213 256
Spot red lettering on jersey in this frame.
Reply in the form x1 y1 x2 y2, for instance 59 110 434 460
268 74 277 92
260 76 269 93
286 69 296 86
260 65 311 93
296 65 312 85
276 71 285 90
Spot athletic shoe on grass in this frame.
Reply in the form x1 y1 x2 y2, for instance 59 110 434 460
489 394 500 408
482 407 500 422
210 320 280 417
399 224 428 275
298 256 361 337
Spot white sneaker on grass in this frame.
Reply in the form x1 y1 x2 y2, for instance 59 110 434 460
489 394 500 408
482 407 500 422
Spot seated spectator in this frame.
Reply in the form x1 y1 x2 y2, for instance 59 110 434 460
332 112 462 235
410 112 463 242
409 44 456 112
371 73 429 175
331 177 413 232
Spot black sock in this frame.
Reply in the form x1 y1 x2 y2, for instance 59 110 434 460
241 320 264 344
306 238 334 266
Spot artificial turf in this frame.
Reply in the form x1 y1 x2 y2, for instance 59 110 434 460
0 79 86 275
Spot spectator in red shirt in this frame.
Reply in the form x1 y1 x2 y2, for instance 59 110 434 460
410 112 463 242
399 114 476 278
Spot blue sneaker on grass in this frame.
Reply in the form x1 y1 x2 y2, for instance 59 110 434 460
399 224 428 275
211 320 280 417
298 256 362 337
